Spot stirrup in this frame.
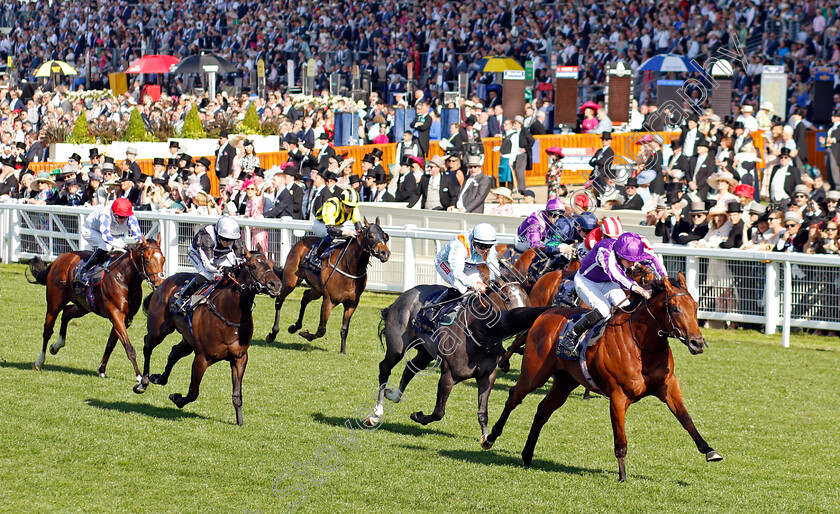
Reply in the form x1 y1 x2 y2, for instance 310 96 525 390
559 331 581 358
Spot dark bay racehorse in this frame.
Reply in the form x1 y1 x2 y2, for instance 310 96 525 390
266 218 390 353
27 237 165 390
366 281 543 441
138 249 281 425
480 272 722 481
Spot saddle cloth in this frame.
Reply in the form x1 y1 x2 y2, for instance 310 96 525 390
303 239 347 272
170 278 221 316
556 312 608 395
412 289 462 344
72 257 113 311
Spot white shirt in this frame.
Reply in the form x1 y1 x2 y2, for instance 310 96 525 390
684 128 698 157
771 165 790 202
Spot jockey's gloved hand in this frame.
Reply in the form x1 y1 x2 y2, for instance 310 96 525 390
543 245 560 255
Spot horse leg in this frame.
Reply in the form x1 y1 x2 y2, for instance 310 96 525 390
230 352 248 426
150 339 194 386
300 295 333 342
609 393 632 482
337 301 358 354
410 369 455 425
51 304 86 355
364 341 427 427
659 375 722 462
476 370 499 446
137 317 176 393
34 300 63 370
97 328 120 378
498 332 527 372
520 373 578 467
387 347 434 403
266 282 296 343
170 353 210 409
290 287 321 335
106 309 146 393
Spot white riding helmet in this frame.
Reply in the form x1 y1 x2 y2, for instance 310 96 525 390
601 216 625 239
472 223 497 246
215 216 242 240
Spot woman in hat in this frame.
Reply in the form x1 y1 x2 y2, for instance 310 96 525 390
545 147 565 200
691 204 736 320
581 106 598 133
497 119 516 190
25 173 55 205
242 177 269 252
240 140 261 177
707 171 738 207
489 187 515 216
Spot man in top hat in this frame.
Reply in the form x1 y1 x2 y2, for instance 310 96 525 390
825 190 840 221
125 146 142 182
678 114 701 158
119 173 142 206
361 169 378 202
294 140 318 176
152 157 167 180
451 155 492 213
306 168 332 220
822 109 840 189
194 157 213 193
168 141 180 159
411 101 433 157
88 148 102 168
731 121 750 154
589 131 615 189
67 153 82 171
369 147 387 178
688 139 717 199
721 201 745 248
0 162 19 197
420 155 456 210
740 104 758 132
215 130 235 179
655 191 691 243
265 166 297 219
768 147 802 203
790 108 808 166
675 201 710 244
394 130 422 167
371 174 395 202
513 115 535 196
610 177 644 210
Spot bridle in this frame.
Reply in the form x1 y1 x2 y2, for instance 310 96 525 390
326 225 389 281
134 242 165 289
228 255 274 295
641 290 695 346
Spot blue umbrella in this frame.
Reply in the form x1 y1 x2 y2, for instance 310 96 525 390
639 54 703 73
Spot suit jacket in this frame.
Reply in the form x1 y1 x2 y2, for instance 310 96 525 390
487 115 502 137
721 219 745 249
655 215 692 244
793 122 808 164
689 155 717 199
529 120 547 135
395 173 422 207
372 188 395 202
589 146 614 188
411 113 432 156
198 173 212 194
767 164 803 200
676 222 709 245
307 185 328 219
457 173 492 213
611 193 644 210
129 161 143 182
216 143 236 179
518 128 536 170
290 183 305 219
265 187 295 218
677 128 700 157
419 173 456 210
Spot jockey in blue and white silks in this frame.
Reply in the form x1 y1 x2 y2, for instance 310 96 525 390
435 223 500 297
79 197 143 280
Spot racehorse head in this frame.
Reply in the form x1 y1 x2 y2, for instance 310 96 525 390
360 217 390 263
652 272 706 355
240 245 282 297
135 234 166 288
487 280 531 311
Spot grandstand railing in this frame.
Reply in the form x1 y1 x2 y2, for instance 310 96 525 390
2 203 837 347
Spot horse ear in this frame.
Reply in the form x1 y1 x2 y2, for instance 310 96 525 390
375 216 381 226
363 216 369 227
155 233 161 246
677 270 687 290
255 242 265 255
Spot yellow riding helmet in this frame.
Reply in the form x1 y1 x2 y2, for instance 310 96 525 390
341 188 360 207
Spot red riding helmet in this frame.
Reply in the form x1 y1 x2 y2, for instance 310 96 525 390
112 198 134 217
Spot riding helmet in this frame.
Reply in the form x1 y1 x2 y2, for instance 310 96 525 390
614 233 646 262
601 216 625 238
215 216 242 240
111 198 134 217
472 223 497 245
575 212 598 232
341 188 360 207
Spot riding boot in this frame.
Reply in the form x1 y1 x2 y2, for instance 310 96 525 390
308 236 332 267
432 287 463 323
560 309 605 358
175 275 208 312
80 248 108 284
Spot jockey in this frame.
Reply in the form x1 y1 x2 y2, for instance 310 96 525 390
582 216 625 254
560 232 667 357
435 223 500 304
175 216 247 310
79 197 143 281
515 197 564 252
309 188 362 267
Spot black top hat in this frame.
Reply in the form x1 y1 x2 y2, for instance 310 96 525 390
687 113 699 122
726 201 742 213
169 141 180 149
666 191 682 205
625 177 638 188
696 139 710 148
69 153 81 162
349 174 362 185
104 156 115 164
179 153 192 162
733 121 745 130
16 142 27 150
466 115 477 125
219 130 229 139
153 157 165 166
281 164 300 179
318 132 330 140
302 140 314 150
370 148 384 159
286 134 299 145
400 155 414 166
167 158 179 168
601 131 612 140
152 177 168 185
89 148 100 158
321 146 336 158
779 147 792 158
317 168 332 181
375 174 389 185
197 157 211 168
253 167 264 177
362 154 376 165
665 181 683 193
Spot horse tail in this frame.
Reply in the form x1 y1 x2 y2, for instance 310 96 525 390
378 307 391 349
142 292 153 315
499 306 554 339
26 257 52 286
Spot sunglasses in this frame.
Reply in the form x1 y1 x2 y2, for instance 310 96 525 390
795 194 807 199
827 227 838 231
474 242 494 250
785 223 798 228
115 215 127 221
692 214 705 218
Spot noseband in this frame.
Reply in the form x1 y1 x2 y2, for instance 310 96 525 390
643 291 693 344
128 242 164 290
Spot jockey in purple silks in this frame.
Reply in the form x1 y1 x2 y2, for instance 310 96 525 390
559 232 668 357
515 197 565 253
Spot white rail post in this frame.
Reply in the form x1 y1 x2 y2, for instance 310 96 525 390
9 208 21 262
764 261 780 335
782 260 792 348
162 218 179 277
279 226 291 264
685 256 700 301
403 224 416 291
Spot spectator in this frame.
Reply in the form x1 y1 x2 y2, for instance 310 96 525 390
420 156 456 211
488 187 515 216
775 212 806 252
768 148 803 203
451 156 491 214
721 201 745 249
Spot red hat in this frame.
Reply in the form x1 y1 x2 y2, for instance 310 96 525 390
409 155 424 167
546 147 565 157
574 194 590 210
111 198 134 217
734 184 755 198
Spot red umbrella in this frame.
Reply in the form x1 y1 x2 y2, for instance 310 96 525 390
125 55 180 74
579 101 600 112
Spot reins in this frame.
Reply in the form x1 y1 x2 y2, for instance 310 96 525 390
625 288 692 350
323 227 387 282
198 256 273 327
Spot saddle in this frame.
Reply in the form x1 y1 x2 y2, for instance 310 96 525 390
527 253 572 283
72 256 113 310
553 274 580 307
412 289 463 342
556 311 608 361
170 278 221 316
303 239 347 272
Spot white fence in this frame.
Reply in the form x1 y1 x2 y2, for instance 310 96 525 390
1 204 838 347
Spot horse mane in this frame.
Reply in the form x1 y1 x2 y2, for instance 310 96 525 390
620 277 671 314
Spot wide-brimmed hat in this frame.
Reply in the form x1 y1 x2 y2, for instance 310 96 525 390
741 104 754 113
491 187 513 202
427 155 446 170
760 102 774 111
734 184 755 198
707 171 738 190
636 169 656 186
546 146 565 157
34 173 56 186
600 189 625 204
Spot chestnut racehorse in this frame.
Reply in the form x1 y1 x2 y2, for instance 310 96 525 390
481 272 722 481
139 249 281 425
266 218 390 353
27 237 165 390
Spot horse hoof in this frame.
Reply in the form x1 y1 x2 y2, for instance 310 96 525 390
706 450 723 462
299 331 316 342
32 362 43 371
149 374 166 386
479 434 494 450
169 393 184 408
288 324 300 334
265 332 276 344
384 389 402 403
133 383 146 394
364 415 380 427
498 360 510 373
99 372 107 378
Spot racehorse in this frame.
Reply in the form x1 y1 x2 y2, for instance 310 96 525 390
265 218 390 354
139 249 281 425
27 236 165 390
366 280 542 441
480 272 721 481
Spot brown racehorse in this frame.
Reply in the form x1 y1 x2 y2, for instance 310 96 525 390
139 249 281 425
480 272 722 481
27 237 165 390
265 218 390 353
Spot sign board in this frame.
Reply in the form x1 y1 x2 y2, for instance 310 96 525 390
504 70 525 80
817 131 827 152
307 58 317 77
525 60 534 81
555 66 579 79
815 66 834 82
257 59 265 79
761 66 788 124
554 147 598 171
